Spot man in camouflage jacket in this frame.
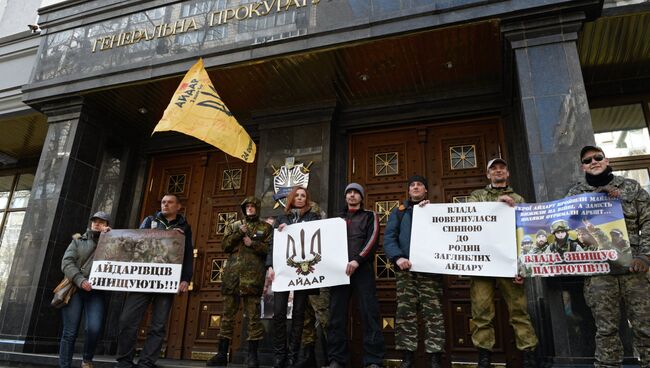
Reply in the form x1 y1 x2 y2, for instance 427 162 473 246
207 197 272 368
468 158 538 368
567 146 650 368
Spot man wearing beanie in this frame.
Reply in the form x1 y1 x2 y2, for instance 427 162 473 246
327 183 384 368
567 146 650 368
383 175 445 368
468 158 538 368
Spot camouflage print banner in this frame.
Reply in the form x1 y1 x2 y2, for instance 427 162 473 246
516 193 630 277
89 229 185 293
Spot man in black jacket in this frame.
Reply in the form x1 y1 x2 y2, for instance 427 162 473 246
115 193 193 368
327 183 384 368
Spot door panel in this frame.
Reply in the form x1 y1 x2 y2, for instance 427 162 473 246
349 117 519 367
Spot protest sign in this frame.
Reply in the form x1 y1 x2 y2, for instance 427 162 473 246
89 229 185 293
272 218 349 292
409 202 518 277
516 193 630 277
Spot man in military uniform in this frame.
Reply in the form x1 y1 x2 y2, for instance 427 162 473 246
519 236 534 277
468 158 538 368
546 220 583 257
299 290 330 367
207 197 272 368
384 175 445 368
534 230 549 254
567 145 650 368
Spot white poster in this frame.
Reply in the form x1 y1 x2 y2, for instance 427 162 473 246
409 202 518 277
272 218 350 292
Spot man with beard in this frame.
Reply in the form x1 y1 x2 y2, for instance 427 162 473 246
534 230 549 254
207 197 272 368
567 145 650 368
467 158 538 368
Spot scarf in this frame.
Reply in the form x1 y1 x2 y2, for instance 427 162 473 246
585 166 614 187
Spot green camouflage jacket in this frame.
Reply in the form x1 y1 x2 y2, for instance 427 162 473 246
567 175 650 256
468 184 525 204
221 197 272 296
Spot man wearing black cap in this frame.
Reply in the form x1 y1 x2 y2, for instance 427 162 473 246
384 175 445 368
468 158 538 368
327 183 384 368
567 146 650 368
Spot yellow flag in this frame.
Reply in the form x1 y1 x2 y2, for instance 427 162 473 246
153 59 256 163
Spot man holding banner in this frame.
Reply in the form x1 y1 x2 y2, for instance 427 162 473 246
468 158 538 368
567 146 650 368
115 194 193 368
383 175 445 368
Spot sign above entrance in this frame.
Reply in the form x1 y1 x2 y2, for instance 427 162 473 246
272 157 312 209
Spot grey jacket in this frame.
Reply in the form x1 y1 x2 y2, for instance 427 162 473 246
61 230 99 287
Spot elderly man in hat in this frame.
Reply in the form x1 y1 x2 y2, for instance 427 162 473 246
567 145 650 368
327 183 384 368
384 175 445 368
468 158 538 368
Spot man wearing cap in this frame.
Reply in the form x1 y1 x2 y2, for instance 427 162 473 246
384 175 445 368
115 193 193 368
327 183 384 368
567 146 650 368
546 220 582 257
533 230 549 254
468 158 538 368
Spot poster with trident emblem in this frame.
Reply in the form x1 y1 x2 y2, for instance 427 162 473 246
272 218 349 292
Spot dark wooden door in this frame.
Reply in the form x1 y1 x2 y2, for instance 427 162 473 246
181 151 257 359
349 117 520 367
139 151 208 359
141 150 257 360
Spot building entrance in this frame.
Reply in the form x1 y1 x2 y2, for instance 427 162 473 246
139 150 257 360
348 117 523 367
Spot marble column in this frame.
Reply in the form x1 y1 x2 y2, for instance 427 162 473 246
0 98 105 353
504 13 624 366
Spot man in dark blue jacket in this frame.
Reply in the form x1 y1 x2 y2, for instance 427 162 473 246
383 176 444 368
327 183 384 368
115 193 193 368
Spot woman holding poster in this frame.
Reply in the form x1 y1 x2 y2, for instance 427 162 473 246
58 212 110 368
267 187 321 368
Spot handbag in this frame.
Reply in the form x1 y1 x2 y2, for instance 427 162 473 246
51 247 96 309
51 277 76 308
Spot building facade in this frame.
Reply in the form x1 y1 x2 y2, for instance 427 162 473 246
0 0 649 366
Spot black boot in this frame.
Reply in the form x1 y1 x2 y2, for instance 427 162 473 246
294 343 316 368
522 349 537 368
429 352 442 368
247 340 259 368
206 339 230 367
399 350 415 368
477 348 491 368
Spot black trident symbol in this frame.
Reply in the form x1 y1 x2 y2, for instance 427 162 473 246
286 229 322 275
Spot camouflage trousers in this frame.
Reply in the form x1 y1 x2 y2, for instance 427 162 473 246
470 277 538 351
302 288 330 345
584 273 650 368
219 294 264 341
395 271 445 353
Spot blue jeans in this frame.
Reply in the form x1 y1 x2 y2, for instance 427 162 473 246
59 289 106 368
116 293 174 368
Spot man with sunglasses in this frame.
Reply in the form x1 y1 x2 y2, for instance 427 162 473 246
567 145 650 368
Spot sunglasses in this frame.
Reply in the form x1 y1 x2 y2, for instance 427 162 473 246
581 154 605 165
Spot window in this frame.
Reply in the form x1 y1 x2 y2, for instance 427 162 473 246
590 101 650 193
0 173 34 311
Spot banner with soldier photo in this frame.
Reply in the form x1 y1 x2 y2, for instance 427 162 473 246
516 193 630 277
272 218 349 292
88 229 185 293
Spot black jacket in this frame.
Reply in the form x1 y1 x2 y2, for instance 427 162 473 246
140 212 193 283
339 208 379 264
